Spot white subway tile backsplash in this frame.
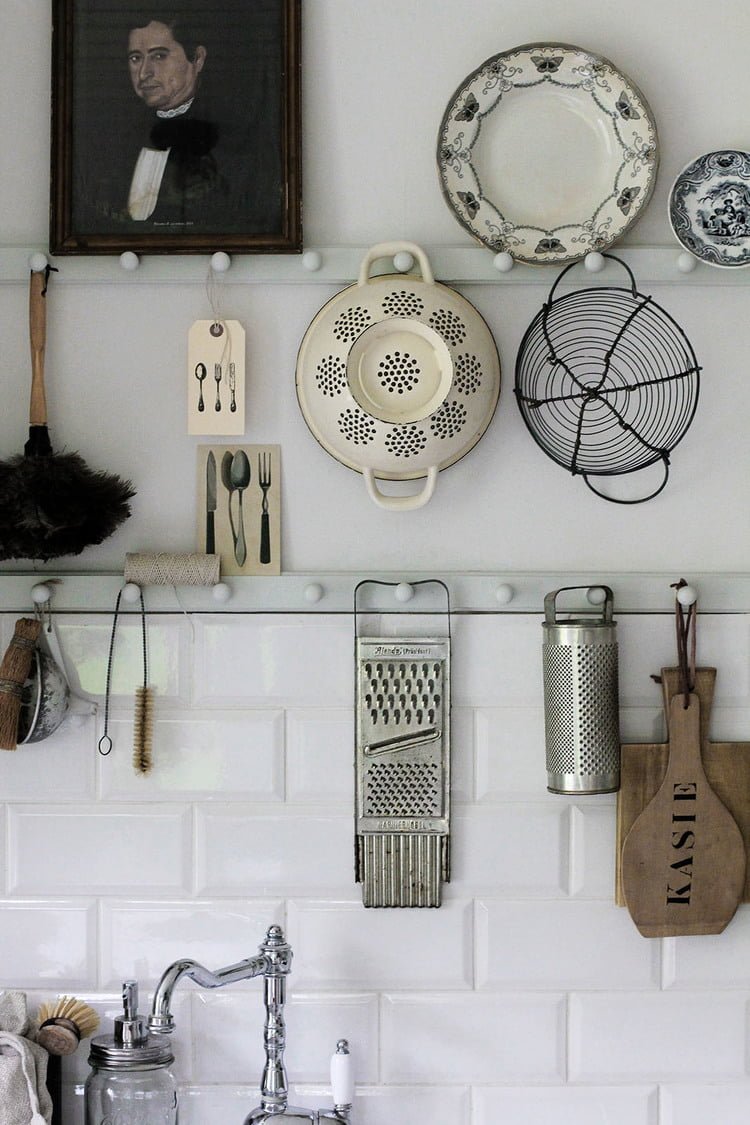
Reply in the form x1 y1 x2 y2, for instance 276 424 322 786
286 708 353 802
99 900 284 988
7 806 192 894
569 992 749 1081
287 899 472 990
195 807 352 896
193 615 352 705
5 607 750 1124
451 806 569 896
476 900 660 990
474 1085 657 1125
0 713 97 801
56 615 188 700
0 900 96 987
301 1084 471 1125
664 907 750 988
474 706 547 799
568 804 618 899
381 993 566 1083
451 617 542 707
662 1083 750 1124
99 709 284 800
190 990 378 1084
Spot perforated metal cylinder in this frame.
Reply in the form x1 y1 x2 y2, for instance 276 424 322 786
542 588 620 794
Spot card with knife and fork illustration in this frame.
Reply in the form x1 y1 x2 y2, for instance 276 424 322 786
196 444 280 575
188 320 246 435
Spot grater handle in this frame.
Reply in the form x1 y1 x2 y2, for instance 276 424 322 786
544 585 613 626
331 1040 354 1107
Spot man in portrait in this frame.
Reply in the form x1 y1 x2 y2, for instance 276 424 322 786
71 2 284 237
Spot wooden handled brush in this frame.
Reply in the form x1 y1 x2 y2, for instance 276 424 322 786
0 617 42 750
37 995 99 1055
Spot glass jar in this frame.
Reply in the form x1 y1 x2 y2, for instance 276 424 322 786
84 1059 178 1125
85 981 178 1125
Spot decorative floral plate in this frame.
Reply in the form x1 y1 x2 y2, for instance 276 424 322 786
436 42 659 265
669 150 750 268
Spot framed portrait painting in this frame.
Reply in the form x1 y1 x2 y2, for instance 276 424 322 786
50 0 301 254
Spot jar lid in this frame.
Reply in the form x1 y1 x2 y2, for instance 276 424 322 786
88 1033 173 1069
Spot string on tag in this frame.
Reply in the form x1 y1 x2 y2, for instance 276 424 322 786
205 260 233 372
671 578 696 707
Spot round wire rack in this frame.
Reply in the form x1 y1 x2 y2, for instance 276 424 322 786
514 254 701 503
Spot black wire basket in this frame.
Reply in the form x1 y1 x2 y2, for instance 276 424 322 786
514 254 701 503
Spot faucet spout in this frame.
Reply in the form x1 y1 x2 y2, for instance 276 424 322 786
148 925 291 1035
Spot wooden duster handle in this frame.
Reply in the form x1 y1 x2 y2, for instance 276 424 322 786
29 269 47 426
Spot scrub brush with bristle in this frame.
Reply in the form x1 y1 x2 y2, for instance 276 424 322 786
133 684 154 774
37 995 100 1055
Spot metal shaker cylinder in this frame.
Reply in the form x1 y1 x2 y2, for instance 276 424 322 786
542 586 620 794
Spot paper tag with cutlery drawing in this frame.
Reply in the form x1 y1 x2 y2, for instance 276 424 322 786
197 444 280 575
188 320 245 435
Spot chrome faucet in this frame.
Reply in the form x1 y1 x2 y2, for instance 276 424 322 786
149 925 353 1125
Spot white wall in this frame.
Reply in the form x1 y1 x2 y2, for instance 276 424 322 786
3 1 750 1123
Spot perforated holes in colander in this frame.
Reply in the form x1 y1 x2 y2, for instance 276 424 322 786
364 760 442 817
381 291 425 317
429 308 467 346
430 399 468 439
315 355 347 397
378 351 421 394
338 407 377 445
384 425 428 458
333 305 372 343
454 353 483 394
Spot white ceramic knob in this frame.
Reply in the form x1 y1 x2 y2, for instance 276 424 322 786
302 250 323 271
677 252 697 274
31 582 52 605
584 251 605 273
676 584 698 607
330 1041 354 1107
28 252 49 273
493 251 514 273
119 251 140 271
304 582 324 604
212 582 231 603
586 586 607 606
121 582 142 604
211 251 232 272
394 582 414 603
393 251 414 273
494 583 514 605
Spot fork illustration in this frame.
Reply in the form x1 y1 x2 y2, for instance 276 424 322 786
258 451 272 565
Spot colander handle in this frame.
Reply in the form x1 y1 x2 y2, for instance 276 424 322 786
357 241 435 287
363 465 438 510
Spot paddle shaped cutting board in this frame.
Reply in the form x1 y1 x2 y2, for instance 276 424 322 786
620 668 746 937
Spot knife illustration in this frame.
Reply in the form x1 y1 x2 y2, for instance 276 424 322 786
205 450 217 553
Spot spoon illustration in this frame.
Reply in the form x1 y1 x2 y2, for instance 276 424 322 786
194 363 207 412
229 450 251 566
220 450 237 552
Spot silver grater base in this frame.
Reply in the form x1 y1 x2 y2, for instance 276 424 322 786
358 832 450 908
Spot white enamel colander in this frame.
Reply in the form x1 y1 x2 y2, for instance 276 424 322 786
295 242 501 510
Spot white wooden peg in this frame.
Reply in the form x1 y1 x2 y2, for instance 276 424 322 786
393 251 414 273
28 252 49 273
676 584 698 607
304 582 324 603
212 582 231 603
394 582 414 603
677 252 697 274
31 582 52 605
119 251 140 271
584 251 605 273
122 582 142 604
494 583 515 605
302 250 323 271
586 586 607 605
210 251 231 272
493 251 514 273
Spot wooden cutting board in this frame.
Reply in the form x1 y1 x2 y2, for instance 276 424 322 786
617 668 748 936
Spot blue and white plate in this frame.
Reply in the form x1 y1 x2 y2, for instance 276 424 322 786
436 42 659 265
669 150 750 268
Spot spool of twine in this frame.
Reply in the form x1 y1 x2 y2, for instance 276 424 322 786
0 617 42 750
124 552 220 587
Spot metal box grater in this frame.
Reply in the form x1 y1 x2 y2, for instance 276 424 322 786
355 637 450 907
